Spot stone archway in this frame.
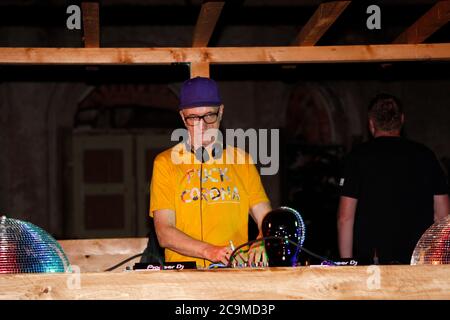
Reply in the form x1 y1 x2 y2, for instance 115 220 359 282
45 82 180 238
69 83 181 238
284 83 352 260
75 84 180 129
78 84 179 111
286 83 349 146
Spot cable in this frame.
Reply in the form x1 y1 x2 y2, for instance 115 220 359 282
104 253 143 272
104 236 334 271
208 263 227 269
227 236 336 268
200 159 205 267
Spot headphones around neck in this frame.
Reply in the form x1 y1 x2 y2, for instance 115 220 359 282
186 142 225 163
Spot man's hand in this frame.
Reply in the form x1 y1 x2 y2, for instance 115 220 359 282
247 234 268 267
154 209 234 264
203 245 233 265
248 202 272 267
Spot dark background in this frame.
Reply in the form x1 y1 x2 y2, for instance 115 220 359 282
0 0 449 262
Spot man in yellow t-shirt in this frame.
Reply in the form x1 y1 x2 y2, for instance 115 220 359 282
149 77 272 268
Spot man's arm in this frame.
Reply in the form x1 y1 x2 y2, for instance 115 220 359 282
153 209 232 265
248 201 272 265
426 149 449 223
337 196 358 258
434 194 450 223
250 201 272 236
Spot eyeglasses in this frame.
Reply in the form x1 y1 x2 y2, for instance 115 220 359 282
184 112 220 126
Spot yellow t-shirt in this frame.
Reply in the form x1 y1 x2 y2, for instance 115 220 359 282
149 143 269 267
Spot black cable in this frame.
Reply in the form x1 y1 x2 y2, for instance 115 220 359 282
200 159 205 267
227 236 336 267
104 253 143 272
104 236 335 271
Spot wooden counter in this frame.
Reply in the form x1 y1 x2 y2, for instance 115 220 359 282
1 265 449 300
0 238 449 300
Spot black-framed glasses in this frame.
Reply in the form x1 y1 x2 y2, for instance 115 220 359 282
184 112 219 126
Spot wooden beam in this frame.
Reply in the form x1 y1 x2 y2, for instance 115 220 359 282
0 44 450 65
81 2 100 48
59 238 147 273
393 1 450 44
292 1 351 46
192 1 225 47
0 265 449 299
190 62 210 77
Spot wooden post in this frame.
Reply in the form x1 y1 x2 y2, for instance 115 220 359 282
192 1 225 47
292 1 351 46
393 1 450 44
82 2 100 48
190 61 210 78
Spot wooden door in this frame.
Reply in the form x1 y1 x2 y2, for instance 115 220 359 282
71 134 135 238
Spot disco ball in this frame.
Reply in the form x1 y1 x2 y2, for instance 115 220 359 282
0 216 71 273
262 206 306 267
411 215 450 265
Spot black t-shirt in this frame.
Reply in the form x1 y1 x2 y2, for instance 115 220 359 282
339 136 448 264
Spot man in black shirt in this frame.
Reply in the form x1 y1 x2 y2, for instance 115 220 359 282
337 94 449 264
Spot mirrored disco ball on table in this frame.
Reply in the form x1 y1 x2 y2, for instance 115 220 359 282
411 215 450 265
0 216 71 273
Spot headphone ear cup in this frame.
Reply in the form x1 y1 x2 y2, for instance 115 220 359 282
203 148 210 162
195 147 209 163
211 143 223 159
